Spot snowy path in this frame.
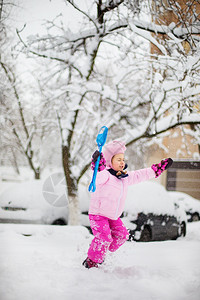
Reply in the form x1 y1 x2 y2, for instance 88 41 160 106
0 222 200 300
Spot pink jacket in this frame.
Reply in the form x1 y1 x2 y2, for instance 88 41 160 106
89 168 155 220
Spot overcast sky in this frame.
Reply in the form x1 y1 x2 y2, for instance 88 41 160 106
13 0 83 38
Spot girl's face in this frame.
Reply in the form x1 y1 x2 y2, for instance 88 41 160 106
111 153 125 171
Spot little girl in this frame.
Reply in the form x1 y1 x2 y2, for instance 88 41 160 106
83 140 173 269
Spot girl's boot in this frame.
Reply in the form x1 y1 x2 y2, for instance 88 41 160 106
82 257 99 269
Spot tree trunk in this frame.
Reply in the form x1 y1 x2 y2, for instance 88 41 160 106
26 154 40 179
0 0 3 21
68 194 80 225
62 145 80 225
34 167 40 180
11 148 20 175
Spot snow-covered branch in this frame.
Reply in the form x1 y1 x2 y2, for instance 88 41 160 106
126 114 200 146
10 0 200 224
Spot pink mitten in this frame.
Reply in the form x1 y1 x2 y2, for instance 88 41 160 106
91 150 106 172
151 158 173 178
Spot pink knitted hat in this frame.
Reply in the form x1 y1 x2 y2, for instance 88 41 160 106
103 140 126 168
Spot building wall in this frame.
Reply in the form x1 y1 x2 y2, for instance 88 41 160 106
151 0 200 54
148 129 200 199
148 1 200 199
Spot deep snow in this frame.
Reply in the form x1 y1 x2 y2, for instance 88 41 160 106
0 222 200 300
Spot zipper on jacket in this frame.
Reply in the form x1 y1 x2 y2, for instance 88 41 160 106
115 180 123 219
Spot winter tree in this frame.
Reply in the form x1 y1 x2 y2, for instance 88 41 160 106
0 1 59 179
16 0 200 224
0 51 63 179
0 0 20 171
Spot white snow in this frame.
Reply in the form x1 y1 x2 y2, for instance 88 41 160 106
169 191 200 215
0 178 188 227
124 181 187 223
0 179 68 225
0 173 200 299
0 222 200 300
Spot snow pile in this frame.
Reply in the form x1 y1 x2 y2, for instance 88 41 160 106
0 222 200 300
0 180 68 224
0 179 188 226
0 180 46 208
169 191 200 214
125 181 186 221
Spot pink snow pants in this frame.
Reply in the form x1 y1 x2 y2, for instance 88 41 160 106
88 214 129 264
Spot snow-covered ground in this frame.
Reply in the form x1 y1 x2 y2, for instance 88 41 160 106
0 222 200 300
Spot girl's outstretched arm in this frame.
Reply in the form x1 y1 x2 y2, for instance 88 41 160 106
128 158 173 185
128 168 155 185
